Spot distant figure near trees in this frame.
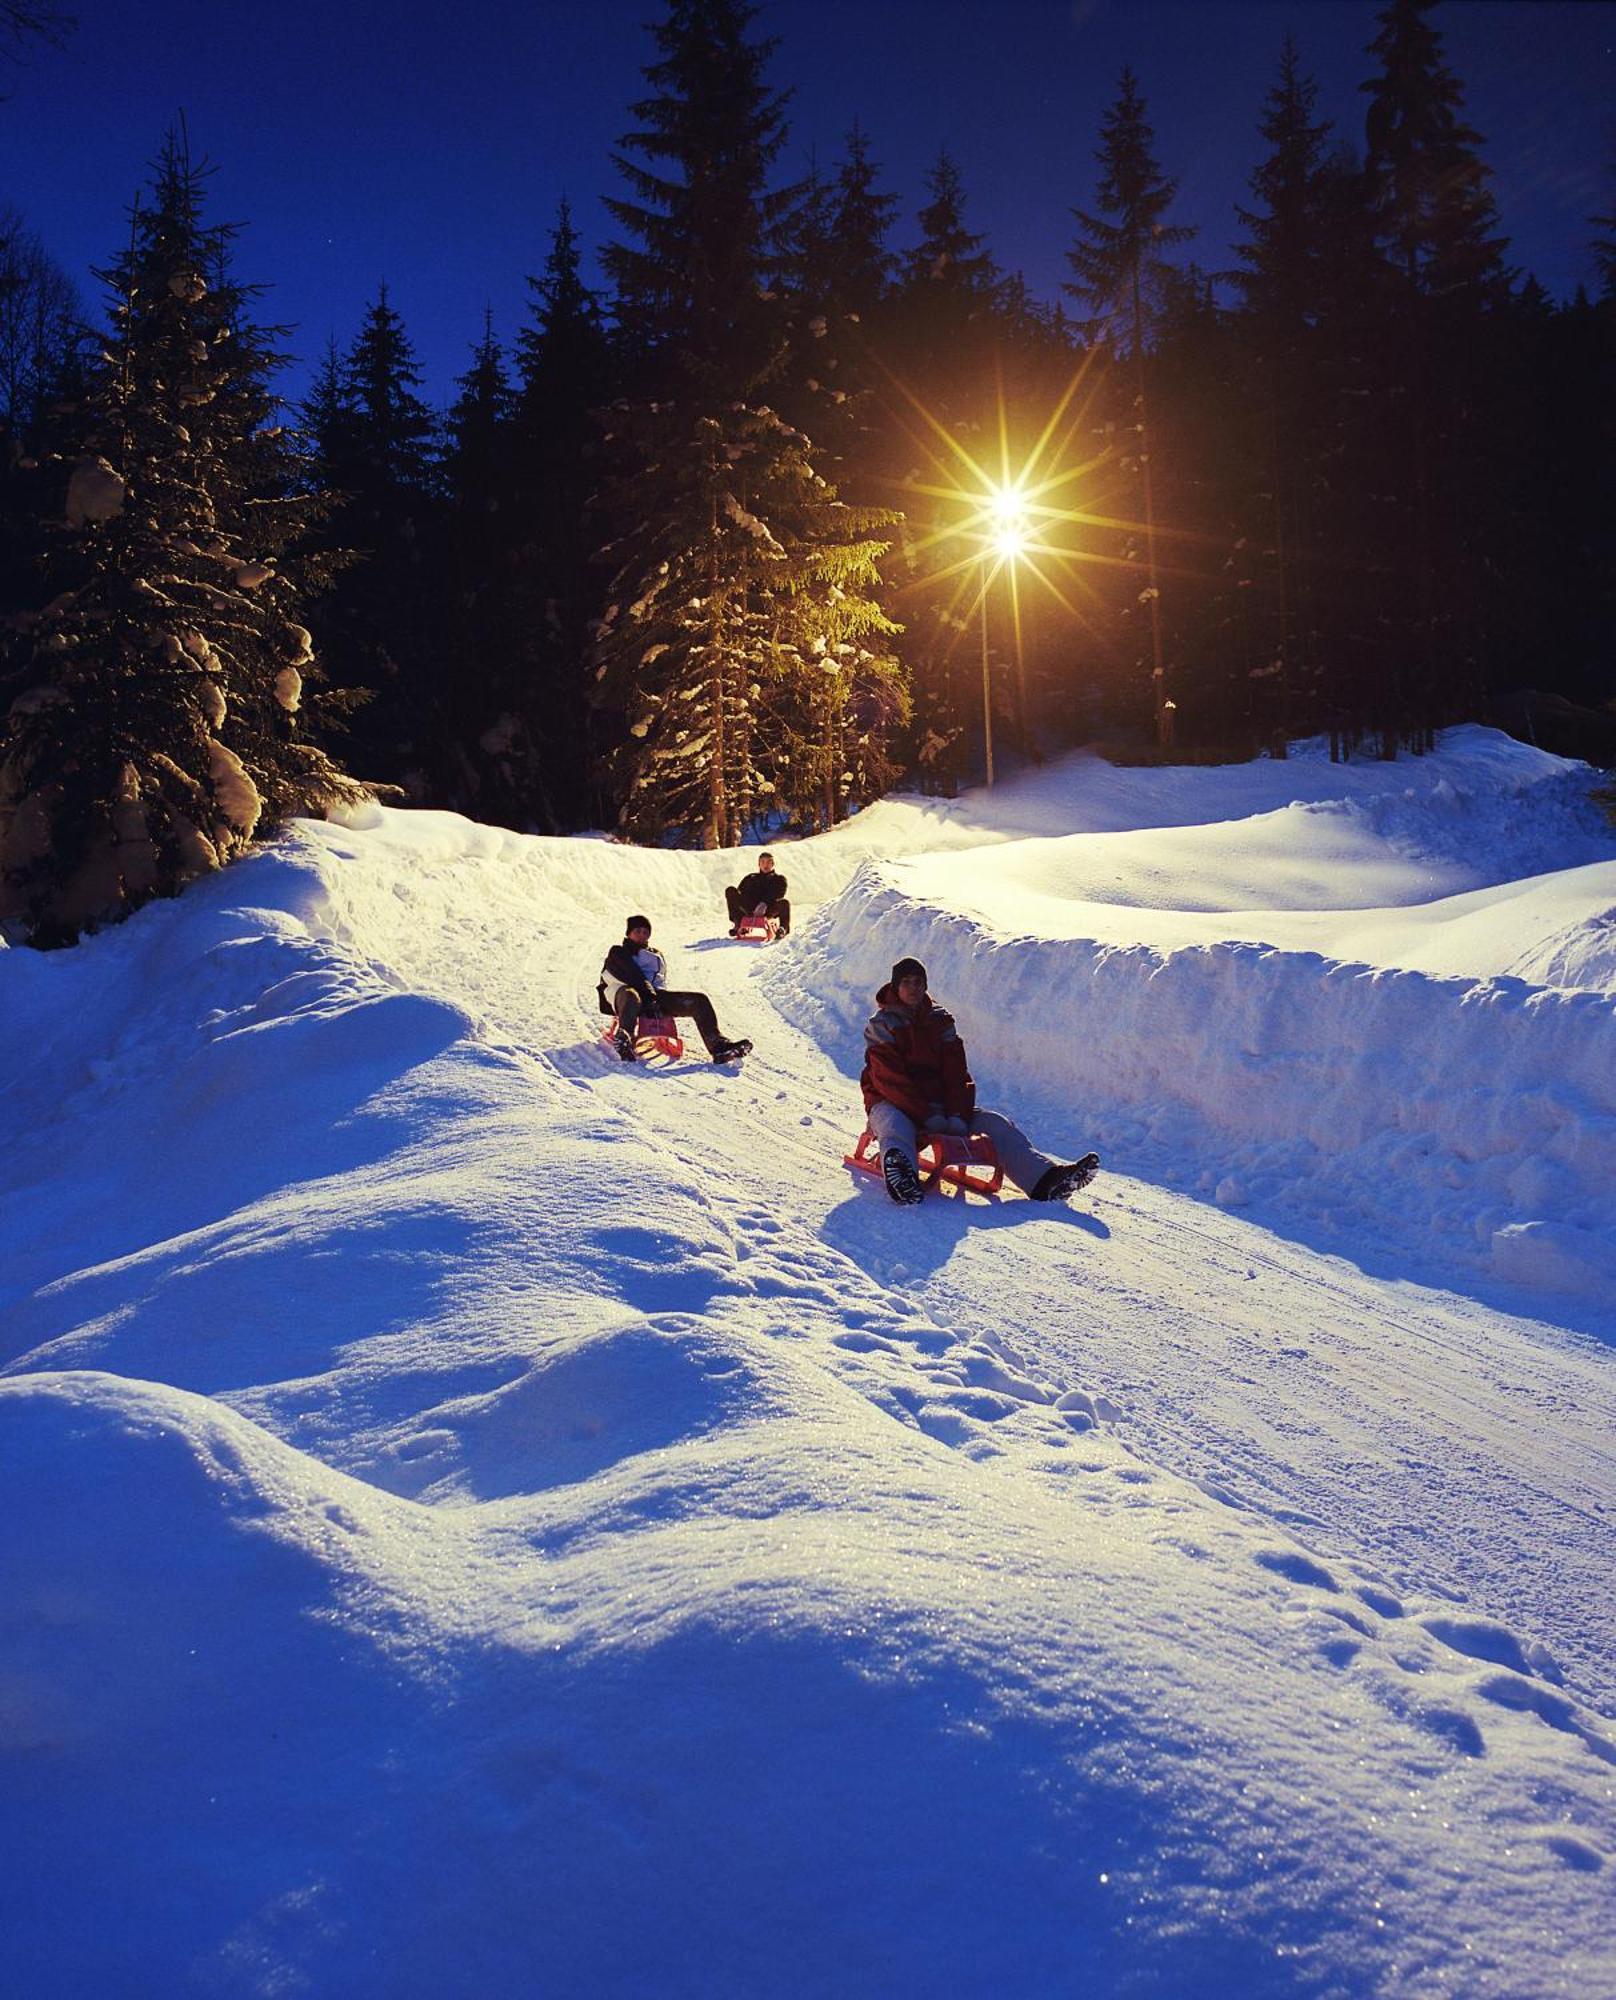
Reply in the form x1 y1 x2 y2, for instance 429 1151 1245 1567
725 852 790 936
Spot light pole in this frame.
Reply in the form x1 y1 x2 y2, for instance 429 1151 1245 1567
978 486 1027 789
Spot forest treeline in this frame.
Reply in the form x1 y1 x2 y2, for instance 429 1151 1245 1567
2 0 1613 942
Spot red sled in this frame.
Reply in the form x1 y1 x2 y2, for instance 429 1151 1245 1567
601 1016 686 1061
844 1127 1004 1196
734 914 781 943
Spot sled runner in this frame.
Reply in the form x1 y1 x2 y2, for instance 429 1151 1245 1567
601 1017 686 1061
844 1128 1004 1196
734 913 781 943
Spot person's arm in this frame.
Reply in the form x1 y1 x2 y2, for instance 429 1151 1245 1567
863 1014 932 1123
935 1011 977 1122
604 944 658 1004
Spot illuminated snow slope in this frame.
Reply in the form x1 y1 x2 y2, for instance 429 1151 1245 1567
3 726 1614 1998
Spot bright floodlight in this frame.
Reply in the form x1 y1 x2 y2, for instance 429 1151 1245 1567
985 484 1027 559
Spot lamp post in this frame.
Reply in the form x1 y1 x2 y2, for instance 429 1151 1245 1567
978 486 1027 789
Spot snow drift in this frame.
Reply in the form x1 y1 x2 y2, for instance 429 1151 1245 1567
3 725 1614 1997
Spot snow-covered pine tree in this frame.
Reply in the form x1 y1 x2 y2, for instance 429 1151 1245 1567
593 398 904 844
0 135 365 947
596 0 905 842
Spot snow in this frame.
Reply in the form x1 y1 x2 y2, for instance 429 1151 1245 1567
2 725 1614 1996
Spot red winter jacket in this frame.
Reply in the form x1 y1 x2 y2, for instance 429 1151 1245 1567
860 983 976 1125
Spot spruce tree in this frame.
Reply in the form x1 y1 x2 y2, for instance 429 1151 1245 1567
301 285 443 793
1362 0 1507 301
511 199 614 828
602 0 794 389
1229 39 1336 745
436 315 524 815
1065 68 1194 745
596 0 905 842
0 137 364 945
1360 0 1509 749
593 398 903 843
903 151 997 303
827 124 898 322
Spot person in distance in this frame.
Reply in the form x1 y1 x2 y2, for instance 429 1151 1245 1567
725 852 790 936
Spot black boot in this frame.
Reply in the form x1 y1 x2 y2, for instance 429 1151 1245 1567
711 1037 752 1064
1031 1154 1099 1202
882 1149 924 1205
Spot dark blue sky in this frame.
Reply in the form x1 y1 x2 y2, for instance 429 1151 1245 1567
3 1 1611 406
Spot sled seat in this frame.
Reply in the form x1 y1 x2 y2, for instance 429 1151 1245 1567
601 1017 685 1061
734 913 780 942
843 1127 1004 1196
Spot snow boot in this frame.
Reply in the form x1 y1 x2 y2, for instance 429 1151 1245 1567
1031 1153 1100 1203
711 1037 752 1064
882 1148 925 1206
614 1026 637 1062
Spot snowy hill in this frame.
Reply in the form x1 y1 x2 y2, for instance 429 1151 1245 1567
3 726 1614 1997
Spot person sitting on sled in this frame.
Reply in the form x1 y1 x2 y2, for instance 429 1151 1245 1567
725 852 790 936
861 956 1099 1206
600 915 752 1064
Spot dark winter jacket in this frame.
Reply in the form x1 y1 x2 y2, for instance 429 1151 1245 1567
599 939 667 1013
735 869 787 911
860 983 975 1125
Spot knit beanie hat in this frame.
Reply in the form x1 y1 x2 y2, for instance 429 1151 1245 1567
626 914 652 934
891 956 927 987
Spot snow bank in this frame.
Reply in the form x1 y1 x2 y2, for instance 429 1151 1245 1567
769 864 1616 1302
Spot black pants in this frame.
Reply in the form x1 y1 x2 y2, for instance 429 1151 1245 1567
614 984 721 1054
725 886 790 933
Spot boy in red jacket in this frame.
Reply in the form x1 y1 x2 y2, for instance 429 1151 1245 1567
861 956 1099 1206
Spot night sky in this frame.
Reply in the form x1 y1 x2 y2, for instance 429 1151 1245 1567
3 1 1611 406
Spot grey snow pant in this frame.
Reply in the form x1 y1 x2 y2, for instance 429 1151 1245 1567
866 1099 1056 1197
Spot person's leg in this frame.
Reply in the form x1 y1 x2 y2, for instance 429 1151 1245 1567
972 1106 1057 1196
613 986 642 1035
724 886 744 927
772 896 790 935
657 988 722 1053
867 1098 919 1168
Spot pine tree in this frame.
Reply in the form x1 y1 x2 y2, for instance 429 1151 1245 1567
602 0 794 389
435 314 524 815
593 398 904 843
301 285 443 793
1228 39 1336 745
827 124 898 322
341 284 439 496
596 0 906 841
1359 0 1510 749
1362 0 1507 301
904 151 997 303
1065 67 1194 745
512 199 615 827
0 136 364 945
